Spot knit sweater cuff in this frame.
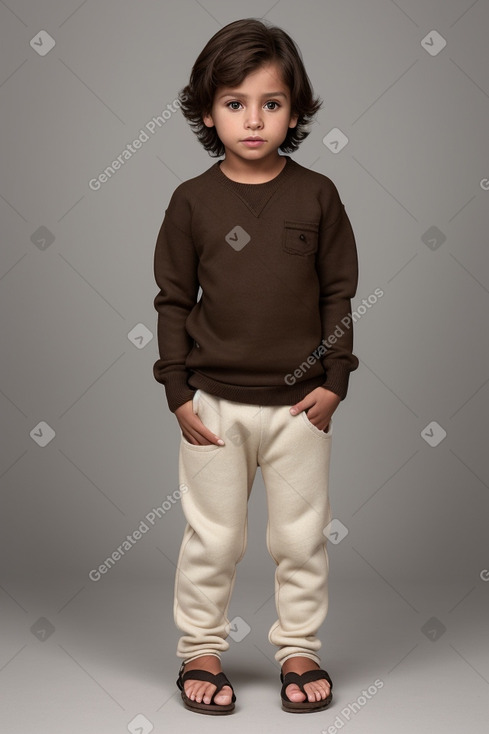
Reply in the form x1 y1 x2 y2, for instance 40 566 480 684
321 362 352 401
163 373 196 413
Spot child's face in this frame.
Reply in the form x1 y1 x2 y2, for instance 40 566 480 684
203 61 298 164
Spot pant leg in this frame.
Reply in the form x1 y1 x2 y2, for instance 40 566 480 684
259 405 333 666
174 390 260 663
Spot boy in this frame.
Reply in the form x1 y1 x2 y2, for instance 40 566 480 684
153 18 358 715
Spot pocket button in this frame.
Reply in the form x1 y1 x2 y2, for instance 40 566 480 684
283 221 319 255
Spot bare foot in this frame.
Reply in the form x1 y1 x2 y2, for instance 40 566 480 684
182 655 233 706
282 656 331 703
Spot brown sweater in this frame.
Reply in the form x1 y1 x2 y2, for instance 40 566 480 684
153 155 359 413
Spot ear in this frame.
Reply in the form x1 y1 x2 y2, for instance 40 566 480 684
203 112 214 128
288 112 299 129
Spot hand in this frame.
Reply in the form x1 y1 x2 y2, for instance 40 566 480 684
289 387 341 432
175 399 225 446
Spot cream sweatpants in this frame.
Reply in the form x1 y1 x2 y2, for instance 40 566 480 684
174 388 333 667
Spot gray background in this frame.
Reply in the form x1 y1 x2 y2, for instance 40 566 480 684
1 0 488 732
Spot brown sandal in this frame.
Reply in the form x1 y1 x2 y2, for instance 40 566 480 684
280 667 333 713
176 661 236 715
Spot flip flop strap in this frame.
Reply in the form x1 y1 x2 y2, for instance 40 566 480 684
281 668 333 695
177 669 236 702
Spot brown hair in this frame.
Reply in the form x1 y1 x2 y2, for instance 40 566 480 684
178 18 322 157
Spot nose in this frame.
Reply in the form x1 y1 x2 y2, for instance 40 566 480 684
245 105 263 130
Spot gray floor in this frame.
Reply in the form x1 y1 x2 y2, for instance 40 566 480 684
1 573 488 733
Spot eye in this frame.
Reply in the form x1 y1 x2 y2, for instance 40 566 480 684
264 101 281 110
226 101 242 110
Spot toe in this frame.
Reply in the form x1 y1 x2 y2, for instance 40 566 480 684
213 685 233 705
201 683 214 704
286 683 306 702
186 681 209 703
304 680 330 701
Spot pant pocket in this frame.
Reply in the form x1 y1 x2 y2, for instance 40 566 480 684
180 390 221 451
300 411 333 438
192 389 201 414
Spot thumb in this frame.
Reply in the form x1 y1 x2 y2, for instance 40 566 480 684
290 398 308 415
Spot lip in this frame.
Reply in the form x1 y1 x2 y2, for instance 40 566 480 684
241 138 266 147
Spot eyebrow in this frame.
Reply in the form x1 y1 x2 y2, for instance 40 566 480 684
217 91 288 100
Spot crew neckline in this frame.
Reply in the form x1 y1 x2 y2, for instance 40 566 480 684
215 155 291 187
210 155 296 217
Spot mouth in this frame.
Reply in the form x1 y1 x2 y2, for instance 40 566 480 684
241 137 266 146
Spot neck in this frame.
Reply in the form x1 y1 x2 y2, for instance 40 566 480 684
219 151 286 183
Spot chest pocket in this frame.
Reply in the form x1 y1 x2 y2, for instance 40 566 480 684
283 220 319 256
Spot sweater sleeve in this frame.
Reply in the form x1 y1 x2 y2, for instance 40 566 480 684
316 184 359 400
152 188 199 413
